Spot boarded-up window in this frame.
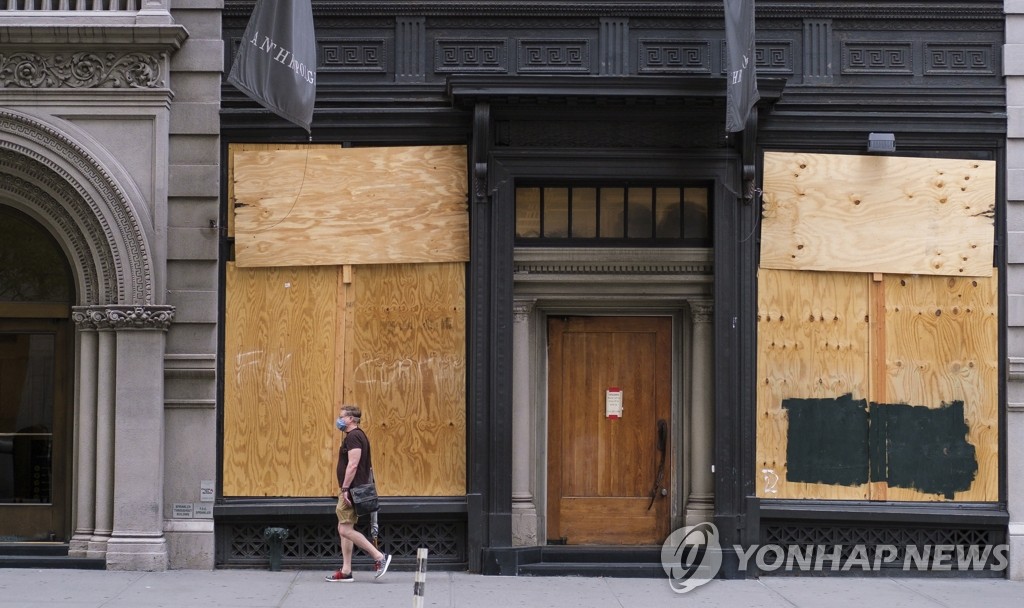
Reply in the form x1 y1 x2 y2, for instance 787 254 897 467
232 145 469 267
223 144 468 498
756 153 998 502
760 152 994 277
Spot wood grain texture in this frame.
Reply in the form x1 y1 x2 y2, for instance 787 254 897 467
761 152 995 277
756 269 871 499
227 143 341 238
869 274 889 500
547 316 671 545
882 272 998 501
756 268 999 502
232 146 469 267
345 262 467 496
222 263 339 497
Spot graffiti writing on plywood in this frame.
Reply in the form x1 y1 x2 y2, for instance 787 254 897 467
234 349 293 392
352 354 465 390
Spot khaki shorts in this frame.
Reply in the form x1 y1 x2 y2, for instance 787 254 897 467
335 492 358 525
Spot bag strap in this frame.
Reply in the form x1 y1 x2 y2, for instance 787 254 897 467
348 427 375 486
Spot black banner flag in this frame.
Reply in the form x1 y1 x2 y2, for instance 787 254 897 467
725 0 759 132
228 0 317 132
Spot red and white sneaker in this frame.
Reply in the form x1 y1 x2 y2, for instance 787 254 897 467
324 570 354 582
373 553 392 579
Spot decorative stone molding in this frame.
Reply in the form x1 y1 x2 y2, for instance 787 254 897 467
1009 356 1024 382
513 248 713 300
688 300 713 324
0 108 154 304
513 300 534 322
0 148 111 304
0 51 163 89
0 19 187 47
514 247 713 276
72 305 174 331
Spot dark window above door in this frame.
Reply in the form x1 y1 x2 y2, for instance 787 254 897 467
515 184 711 246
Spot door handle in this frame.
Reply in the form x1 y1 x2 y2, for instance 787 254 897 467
648 419 667 510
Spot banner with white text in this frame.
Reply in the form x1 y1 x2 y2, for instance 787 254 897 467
228 0 316 132
725 0 759 132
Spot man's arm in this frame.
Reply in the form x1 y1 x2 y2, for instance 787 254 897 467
341 447 362 503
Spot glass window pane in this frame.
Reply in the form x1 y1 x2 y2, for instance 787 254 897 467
655 188 682 238
0 333 55 504
515 187 541 238
571 188 597 238
543 188 569 238
627 187 654 238
683 188 710 239
599 188 625 238
518 183 711 244
0 206 72 303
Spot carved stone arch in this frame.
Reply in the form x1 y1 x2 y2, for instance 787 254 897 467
0 149 109 304
0 109 154 305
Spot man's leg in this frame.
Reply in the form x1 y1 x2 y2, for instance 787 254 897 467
340 522 354 573
339 522 384 562
326 495 356 581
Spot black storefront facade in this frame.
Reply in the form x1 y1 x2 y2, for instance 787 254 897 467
217 1 1009 577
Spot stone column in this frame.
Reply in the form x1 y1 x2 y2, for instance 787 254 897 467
89 324 117 559
67 324 97 558
511 299 538 546
685 300 715 526
84 305 175 571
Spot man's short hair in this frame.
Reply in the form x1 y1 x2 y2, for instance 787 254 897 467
342 404 362 422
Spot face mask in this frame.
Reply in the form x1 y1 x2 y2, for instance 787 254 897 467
336 416 347 431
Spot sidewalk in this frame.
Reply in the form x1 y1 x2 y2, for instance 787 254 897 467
1 568 1023 608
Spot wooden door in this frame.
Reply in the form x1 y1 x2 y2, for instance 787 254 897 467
547 316 672 545
0 318 70 541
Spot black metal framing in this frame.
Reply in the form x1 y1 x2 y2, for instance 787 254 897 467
217 1 1008 576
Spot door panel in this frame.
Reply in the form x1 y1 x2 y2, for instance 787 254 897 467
0 319 69 541
547 316 672 545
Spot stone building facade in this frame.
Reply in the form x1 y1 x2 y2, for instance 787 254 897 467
0 1 221 570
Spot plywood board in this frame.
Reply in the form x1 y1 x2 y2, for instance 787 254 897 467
345 262 467 496
761 152 995 277
232 145 469 267
756 268 999 503
227 143 341 239
881 272 998 501
222 263 339 497
756 269 871 499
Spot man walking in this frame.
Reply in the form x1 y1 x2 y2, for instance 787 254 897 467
325 404 392 582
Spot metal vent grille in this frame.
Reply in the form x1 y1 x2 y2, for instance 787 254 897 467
761 523 1004 573
218 519 465 568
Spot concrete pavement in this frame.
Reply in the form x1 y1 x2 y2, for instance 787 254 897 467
1 567 1023 607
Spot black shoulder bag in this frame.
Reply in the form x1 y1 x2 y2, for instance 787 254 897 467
350 470 379 516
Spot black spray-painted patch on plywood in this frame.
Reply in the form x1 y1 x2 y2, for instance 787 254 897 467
783 395 978 498
782 394 870 487
869 400 977 499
